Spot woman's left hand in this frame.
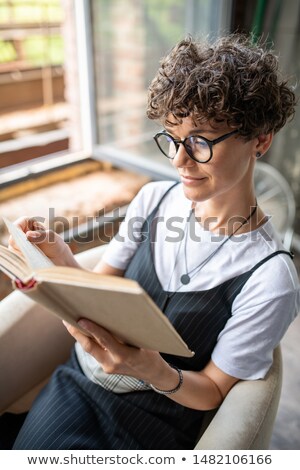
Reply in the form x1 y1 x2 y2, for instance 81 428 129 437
63 319 166 384
63 319 238 410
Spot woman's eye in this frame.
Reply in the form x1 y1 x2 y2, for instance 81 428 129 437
190 137 208 148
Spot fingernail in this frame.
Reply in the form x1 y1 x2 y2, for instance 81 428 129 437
78 319 89 330
27 231 41 238
62 320 71 329
33 222 44 230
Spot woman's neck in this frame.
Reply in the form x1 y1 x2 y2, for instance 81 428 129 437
192 194 266 235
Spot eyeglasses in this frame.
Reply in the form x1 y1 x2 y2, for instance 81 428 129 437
153 129 238 163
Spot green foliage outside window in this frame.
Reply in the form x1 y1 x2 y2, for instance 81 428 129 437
0 0 64 66
0 0 62 24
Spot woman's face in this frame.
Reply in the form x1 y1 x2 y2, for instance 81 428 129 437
166 116 257 204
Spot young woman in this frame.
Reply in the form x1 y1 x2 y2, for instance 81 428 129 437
11 34 299 449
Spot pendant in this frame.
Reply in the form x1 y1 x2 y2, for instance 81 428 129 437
180 274 190 285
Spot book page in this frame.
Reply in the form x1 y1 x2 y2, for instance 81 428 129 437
0 245 31 281
3 217 53 270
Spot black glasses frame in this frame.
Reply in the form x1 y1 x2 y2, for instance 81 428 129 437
154 129 239 163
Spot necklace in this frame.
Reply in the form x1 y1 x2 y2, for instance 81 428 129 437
161 201 258 312
179 201 258 286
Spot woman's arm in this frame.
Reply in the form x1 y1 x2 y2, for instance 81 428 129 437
93 258 124 277
64 319 239 411
9 217 123 274
9 217 80 267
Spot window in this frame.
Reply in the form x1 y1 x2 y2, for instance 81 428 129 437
262 0 300 236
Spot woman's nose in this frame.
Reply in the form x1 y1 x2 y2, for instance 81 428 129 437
172 143 195 168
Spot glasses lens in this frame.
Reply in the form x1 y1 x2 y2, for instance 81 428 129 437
156 134 177 159
187 136 211 162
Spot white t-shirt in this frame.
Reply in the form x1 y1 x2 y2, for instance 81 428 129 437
76 181 300 384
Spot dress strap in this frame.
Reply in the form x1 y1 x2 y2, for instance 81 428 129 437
147 181 180 222
249 250 294 274
215 249 295 312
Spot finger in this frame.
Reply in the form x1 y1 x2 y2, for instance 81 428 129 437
62 320 89 341
31 218 46 231
13 216 31 232
25 229 59 252
77 319 122 352
63 321 107 351
63 321 108 361
14 216 34 232
25 230 47 244
13 216 44 233
8 235 21 252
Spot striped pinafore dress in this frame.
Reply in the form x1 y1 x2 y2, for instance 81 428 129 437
13 183 291 450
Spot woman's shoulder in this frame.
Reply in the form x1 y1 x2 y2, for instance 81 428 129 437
254 219 299 292
228 217 299 310
132 180 180 216
138 180 178 197
235 245 299 315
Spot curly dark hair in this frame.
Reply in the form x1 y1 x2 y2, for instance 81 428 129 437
147 34 296 139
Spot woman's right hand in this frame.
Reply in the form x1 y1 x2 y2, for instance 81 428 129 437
9 216 79 267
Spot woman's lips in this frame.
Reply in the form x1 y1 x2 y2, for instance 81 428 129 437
181 175 207 185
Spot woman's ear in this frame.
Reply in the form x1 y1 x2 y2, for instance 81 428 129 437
254 133 273 159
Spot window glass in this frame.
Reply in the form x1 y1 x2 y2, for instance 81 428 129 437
263 0 300 235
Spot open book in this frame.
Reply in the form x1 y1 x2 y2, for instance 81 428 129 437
0 218 193 357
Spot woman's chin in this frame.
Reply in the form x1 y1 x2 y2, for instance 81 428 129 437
181 183 211 203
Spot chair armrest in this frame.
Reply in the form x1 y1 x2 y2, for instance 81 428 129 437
75 244 108 270
0 292 74 414
195 347 282 450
